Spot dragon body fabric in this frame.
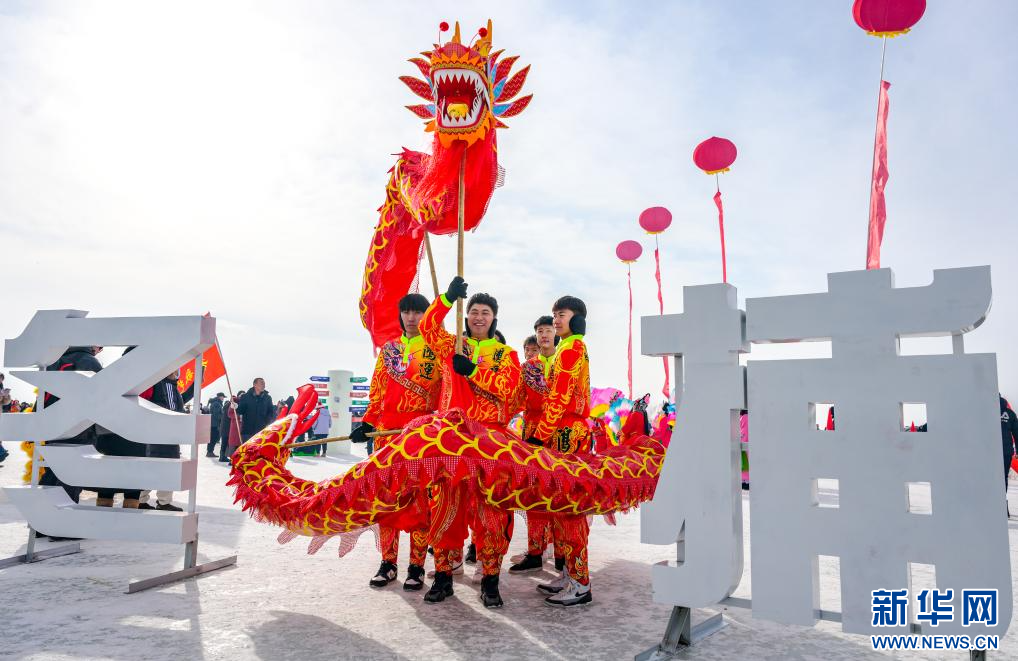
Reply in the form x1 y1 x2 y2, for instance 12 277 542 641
359 20 533 346
228 389 664 550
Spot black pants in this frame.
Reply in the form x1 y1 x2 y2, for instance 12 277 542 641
207 424 222 455
40 465 81 503
95 434 147 500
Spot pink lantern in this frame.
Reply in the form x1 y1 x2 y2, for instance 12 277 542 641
638 207 672 235
693 137 738 175
616 240 643 264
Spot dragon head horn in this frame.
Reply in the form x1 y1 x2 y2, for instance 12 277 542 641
452 21 461 44
476 19 493 56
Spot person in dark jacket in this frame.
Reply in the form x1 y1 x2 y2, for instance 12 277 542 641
38 346 104 505
237 378 274 441
1001 395 1018 488
206 393 226 457
138 372 185 511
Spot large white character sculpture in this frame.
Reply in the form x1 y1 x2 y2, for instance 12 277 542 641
1 310 213 544
641 266 1012 647
748 267 1011 637
641 284 747 607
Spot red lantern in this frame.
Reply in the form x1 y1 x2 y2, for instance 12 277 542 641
693 137 737 175
852 0 926 38
638 207 672 235
616 240 642 263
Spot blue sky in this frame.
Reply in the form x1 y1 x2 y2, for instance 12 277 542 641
1 1 1016 407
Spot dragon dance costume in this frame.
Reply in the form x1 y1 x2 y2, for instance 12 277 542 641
227 19 668 613
532 334 593 587
362 333 442 572
518 354 562 561
419 293 522 579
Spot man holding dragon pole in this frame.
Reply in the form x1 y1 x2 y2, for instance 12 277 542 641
418 275 522 608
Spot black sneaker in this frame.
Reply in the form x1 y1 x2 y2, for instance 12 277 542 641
423 571 454 603
465 542 477 564
480 574 503 609
218 457 230 463
157 503 183 512
137 503 155 510
555 556 565 572
403 563 425 591
508 553 543 574
369 561 398 588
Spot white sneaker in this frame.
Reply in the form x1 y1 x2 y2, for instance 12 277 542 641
536 570 570 595
544 577 592 607
426 559 464 579
471 564 484 584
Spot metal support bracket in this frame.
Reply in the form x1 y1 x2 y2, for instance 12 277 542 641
635 606 727 660
0 542 82 569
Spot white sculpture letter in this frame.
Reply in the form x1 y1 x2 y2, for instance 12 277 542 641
746 267 1012 637
641 283 748 608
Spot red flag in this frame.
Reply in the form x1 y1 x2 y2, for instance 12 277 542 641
177 343 227 393
825 407 835 431
909 421 916 432
866 80 891 269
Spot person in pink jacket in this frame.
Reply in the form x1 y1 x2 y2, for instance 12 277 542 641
220 392 244 463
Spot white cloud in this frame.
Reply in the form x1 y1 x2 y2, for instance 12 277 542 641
2 1 1016 408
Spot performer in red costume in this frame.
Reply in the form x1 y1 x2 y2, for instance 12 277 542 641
419 276 522 608
353 293 441 591
509 316 565 575
527 295 594 607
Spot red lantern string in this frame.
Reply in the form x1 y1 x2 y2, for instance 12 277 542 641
714 176 727 283
855 0 925 268
616 240 642 400
627 263 634 400
651 239 670 398
639 207 672 400
693 138 736 283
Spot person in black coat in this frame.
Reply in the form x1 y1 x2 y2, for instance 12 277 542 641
38 346 104 504
237 378 274 441
206 393 226 457
1001 395 1018 488
138 372 186 511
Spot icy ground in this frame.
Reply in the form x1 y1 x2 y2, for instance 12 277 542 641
1 449 1016 661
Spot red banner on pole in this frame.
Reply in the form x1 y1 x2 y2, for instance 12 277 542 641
178 343 226 393
866 80 891 269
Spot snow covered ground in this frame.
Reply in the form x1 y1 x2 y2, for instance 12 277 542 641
1 448 1016 661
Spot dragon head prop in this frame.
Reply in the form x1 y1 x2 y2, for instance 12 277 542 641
401 20 532 148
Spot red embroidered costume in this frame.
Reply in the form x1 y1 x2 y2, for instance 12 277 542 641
420 293 522 577
533 334 592 585
362 333 442 568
